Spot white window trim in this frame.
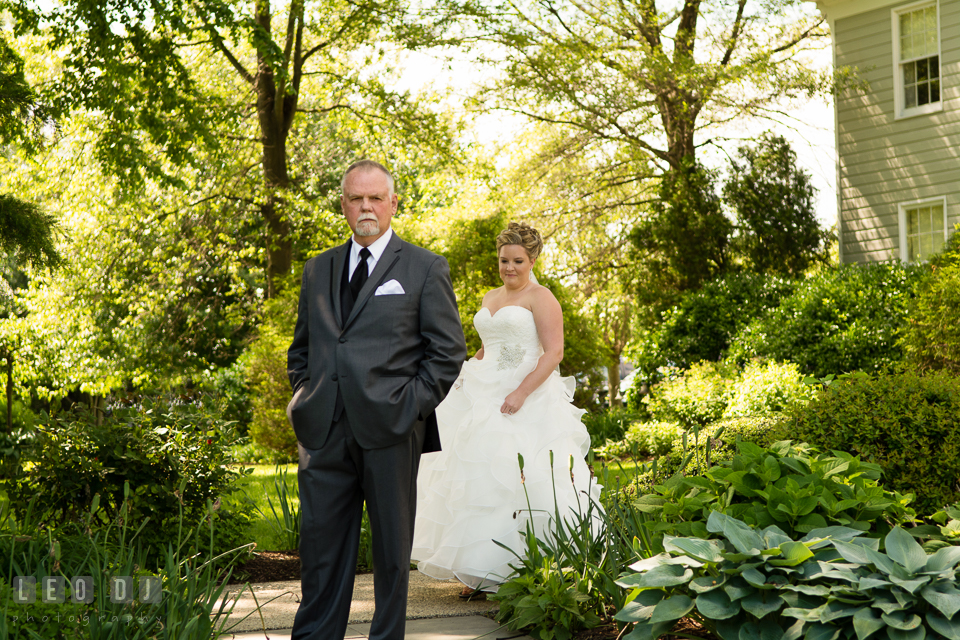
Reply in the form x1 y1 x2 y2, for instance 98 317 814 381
892 0 943 120
898 196 948 262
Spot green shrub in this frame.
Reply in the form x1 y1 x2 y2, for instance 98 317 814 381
1 490 246 639
615 513 960 640
650 415 787 482
644 362 734 428
643 361 811 431
201 359 254 435
582 407 641 448
786 368 960 515
245 287 299 457
2 395 250 559
594 421 682 460
492 453 621 638
900 228 960 373
231 439 298 465
729 262 923 377
724 361 815 418
634 440 915 545
654 272 796 368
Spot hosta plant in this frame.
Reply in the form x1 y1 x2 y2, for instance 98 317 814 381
614 511 960 640
632 440 915 549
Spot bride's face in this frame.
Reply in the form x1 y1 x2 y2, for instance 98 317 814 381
498 244 535 288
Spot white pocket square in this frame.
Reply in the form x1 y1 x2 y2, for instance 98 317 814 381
375 279 405 296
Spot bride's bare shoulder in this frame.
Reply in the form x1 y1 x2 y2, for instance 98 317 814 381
529 283 559 306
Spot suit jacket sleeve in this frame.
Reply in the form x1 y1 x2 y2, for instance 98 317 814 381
287 266 311 394
413 256 467 419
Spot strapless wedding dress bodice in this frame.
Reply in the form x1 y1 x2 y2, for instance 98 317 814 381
473 306 542 371
412 305 602 592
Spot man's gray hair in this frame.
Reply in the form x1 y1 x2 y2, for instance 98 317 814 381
341 160 395 195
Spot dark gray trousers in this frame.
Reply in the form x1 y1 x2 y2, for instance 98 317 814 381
292 413 422 640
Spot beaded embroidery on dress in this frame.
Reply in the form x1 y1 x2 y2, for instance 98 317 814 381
411 305 602 592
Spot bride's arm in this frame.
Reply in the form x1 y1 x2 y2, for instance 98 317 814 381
475 346 485 360
500 288 563 414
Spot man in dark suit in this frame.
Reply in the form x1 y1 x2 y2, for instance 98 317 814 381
286 159 466 640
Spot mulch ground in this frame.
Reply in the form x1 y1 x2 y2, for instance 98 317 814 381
228 550 302 584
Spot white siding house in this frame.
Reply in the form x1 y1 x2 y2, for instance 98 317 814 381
814 0 960 263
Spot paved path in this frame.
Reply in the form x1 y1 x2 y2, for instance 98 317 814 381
216 570 533 640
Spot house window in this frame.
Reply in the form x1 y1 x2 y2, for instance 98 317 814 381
899 199 946 262
894 2 941 118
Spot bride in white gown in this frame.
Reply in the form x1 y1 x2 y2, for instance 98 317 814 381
411 222 601 595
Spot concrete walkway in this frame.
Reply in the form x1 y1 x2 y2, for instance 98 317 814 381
216 570 534 640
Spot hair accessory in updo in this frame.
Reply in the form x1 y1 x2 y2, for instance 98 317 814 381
496 222 543 261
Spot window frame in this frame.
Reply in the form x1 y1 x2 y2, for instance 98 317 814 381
892 0 943 120
898 196 948 262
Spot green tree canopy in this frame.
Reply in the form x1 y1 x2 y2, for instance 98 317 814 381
724 133 831 277
0 35 59 273
7 0 460 294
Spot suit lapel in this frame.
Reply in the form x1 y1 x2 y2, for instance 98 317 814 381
331 242 350 330
343 232 403 329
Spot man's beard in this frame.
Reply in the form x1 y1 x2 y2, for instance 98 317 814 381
355 217 380 237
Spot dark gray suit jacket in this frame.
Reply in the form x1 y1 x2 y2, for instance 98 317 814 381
287 232 466 452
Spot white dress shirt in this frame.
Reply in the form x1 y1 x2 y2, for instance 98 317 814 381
348 228 393 279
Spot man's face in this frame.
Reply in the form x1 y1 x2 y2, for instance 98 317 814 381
341 168 398 245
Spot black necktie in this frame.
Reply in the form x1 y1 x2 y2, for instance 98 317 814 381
351 247 371 298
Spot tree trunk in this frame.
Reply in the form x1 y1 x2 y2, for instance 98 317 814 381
5 350 12 432
606 360 621 409
255 0 297 298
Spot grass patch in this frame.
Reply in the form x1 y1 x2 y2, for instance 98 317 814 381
227 463 299 552
592 458 647 489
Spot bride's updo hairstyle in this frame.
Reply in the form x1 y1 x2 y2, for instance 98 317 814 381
496 222 543 261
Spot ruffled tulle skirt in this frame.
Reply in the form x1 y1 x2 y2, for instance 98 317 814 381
411 354 602 591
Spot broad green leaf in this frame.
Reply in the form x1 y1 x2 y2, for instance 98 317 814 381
757 619 785 640
650 595 695 624
743 568 771 589
724 578 757 601
783 620 806 640
819 601 862 623
742 593 784 619
886 626 925 640
920 582 960 618
691 576 727 593
925 546 960 573
717 619 746 640
802 527 866 545
864 546 909 578
615 599 659 623
769 542 814 567
630 552 703 571
784 607 825 622
783 585 832 597
927 612 960 640
761 525 792 549
664 536 724 564
888 575 931 594
881 611 922 630
708 511 764 555
833 540 871 564
804 622 840 640
858 576 891 590
853 607 885 640
617 564 693 588
886 527 928 574
623 620 674 640
696 589 741 620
